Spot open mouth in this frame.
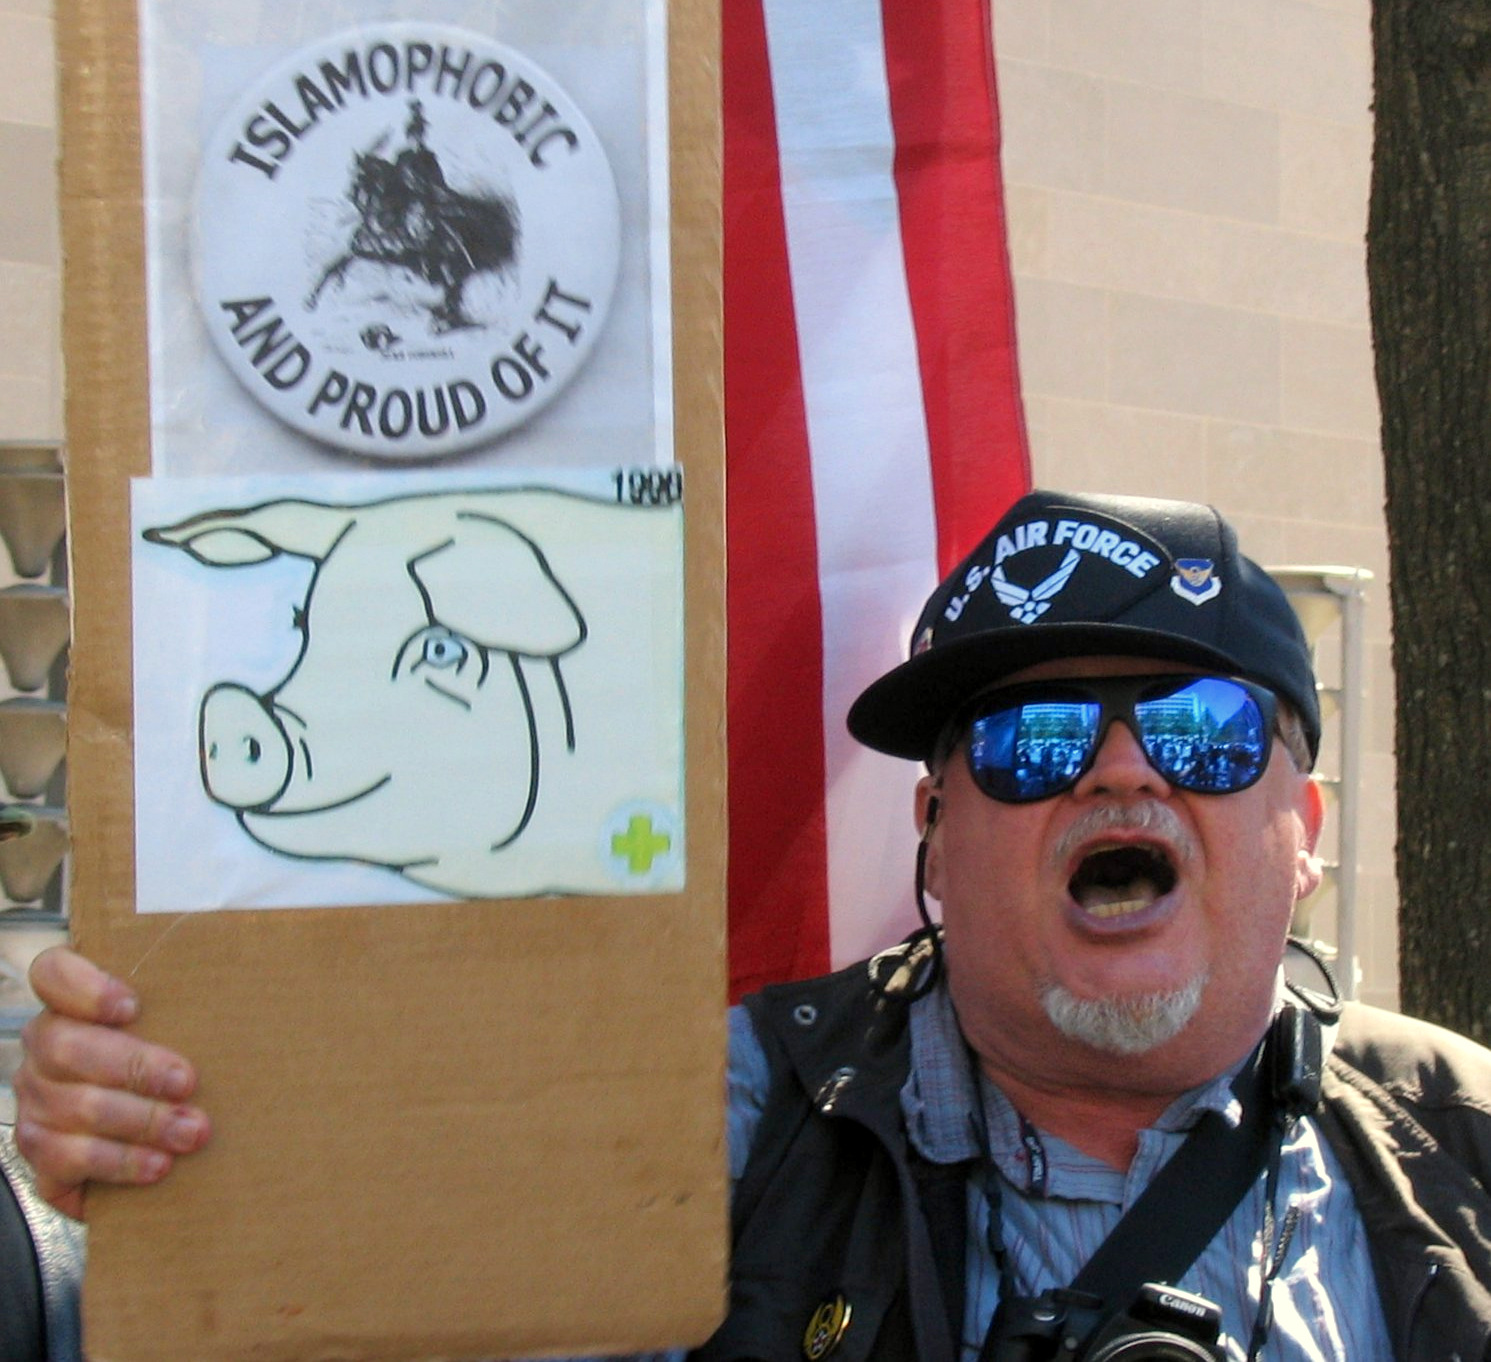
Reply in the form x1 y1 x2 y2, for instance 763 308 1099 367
1069 843 1177 920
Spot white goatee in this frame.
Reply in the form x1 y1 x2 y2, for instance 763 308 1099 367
1040 974 1207 1055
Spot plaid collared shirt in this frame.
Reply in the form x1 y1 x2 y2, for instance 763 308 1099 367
891 982 1390 1361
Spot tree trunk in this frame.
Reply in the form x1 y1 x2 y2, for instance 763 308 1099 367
1368 2 1491 1037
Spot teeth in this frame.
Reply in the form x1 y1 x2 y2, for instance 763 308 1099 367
1077 878 1159 919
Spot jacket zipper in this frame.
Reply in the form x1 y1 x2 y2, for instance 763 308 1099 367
1401 1260 1440 1361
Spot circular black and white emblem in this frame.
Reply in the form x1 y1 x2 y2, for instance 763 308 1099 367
194 24 622 459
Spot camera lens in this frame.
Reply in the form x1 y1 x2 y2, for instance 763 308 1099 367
1086 1331 1222 1362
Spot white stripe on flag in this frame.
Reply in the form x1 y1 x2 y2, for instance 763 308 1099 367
762 0 939 966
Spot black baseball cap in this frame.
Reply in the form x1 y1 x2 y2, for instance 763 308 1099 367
846 489 1320 762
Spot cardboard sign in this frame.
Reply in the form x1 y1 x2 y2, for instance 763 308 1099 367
57 1 725 1358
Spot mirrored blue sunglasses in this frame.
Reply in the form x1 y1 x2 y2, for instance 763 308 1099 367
957 674 1280 802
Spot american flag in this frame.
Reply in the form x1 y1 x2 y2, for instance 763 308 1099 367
723 0 1032 998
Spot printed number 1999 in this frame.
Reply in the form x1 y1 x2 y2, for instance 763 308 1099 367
614 467 683 506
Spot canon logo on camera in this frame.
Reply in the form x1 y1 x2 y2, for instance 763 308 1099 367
1151 1291 1210 1322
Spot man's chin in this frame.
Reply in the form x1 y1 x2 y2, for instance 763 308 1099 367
1040 975 1208 1056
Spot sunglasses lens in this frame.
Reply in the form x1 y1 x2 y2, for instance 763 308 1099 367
1137 676 1269 794
966 695 1102 802
962 676 1275 802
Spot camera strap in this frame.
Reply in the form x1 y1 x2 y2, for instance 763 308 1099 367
1074 1001 1323 1306
966 1002 1323 1361
1066 1026 1276 1305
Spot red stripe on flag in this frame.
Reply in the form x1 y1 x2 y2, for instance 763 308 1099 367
723 0 833 999
881 0 1032 573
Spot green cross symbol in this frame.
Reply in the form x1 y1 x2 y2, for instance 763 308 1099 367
611 814 672 874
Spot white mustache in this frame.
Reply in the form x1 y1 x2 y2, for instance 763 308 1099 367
1052 800 1197 868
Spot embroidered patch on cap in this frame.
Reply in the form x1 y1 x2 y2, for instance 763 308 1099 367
939 510 1170 633
1171 558 1222 605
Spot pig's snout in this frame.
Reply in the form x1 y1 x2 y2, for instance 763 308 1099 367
199 684 292 810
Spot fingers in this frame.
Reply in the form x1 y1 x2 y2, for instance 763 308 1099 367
18 1019 208 1147
22 1010 196 1103
13 1124 175 1220
15 948 212 1218
28 945 140 1025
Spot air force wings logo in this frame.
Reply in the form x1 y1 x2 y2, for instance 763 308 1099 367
1171 558 1222 605
993 548 1080 624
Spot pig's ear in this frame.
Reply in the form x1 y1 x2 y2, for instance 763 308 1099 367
143 501 358 565
412 513 585 657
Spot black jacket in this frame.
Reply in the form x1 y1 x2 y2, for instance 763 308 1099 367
0 1125 85 1362
694 941 1491 1362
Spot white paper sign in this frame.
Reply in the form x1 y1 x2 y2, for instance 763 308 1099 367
132 466 685 911
138 0 671 474
194 24 622 458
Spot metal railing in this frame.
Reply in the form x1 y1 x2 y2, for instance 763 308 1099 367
1269 565 1374 1001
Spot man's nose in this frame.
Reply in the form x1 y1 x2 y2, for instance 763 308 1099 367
1071 720 1172 798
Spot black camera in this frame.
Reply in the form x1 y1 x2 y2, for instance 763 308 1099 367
987 1282 1225 1361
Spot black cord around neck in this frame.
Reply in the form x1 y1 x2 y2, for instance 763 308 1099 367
966 1006 1322 1361
903 836 944 1000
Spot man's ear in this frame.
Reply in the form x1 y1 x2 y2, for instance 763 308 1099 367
1295 775 1326 901
1301 774 1325 851
915 775 944 901
914 775 940 837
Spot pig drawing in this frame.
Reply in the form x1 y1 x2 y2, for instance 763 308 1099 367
142 486 684 900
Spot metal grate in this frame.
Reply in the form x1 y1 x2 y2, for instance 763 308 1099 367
0 442 70 1121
